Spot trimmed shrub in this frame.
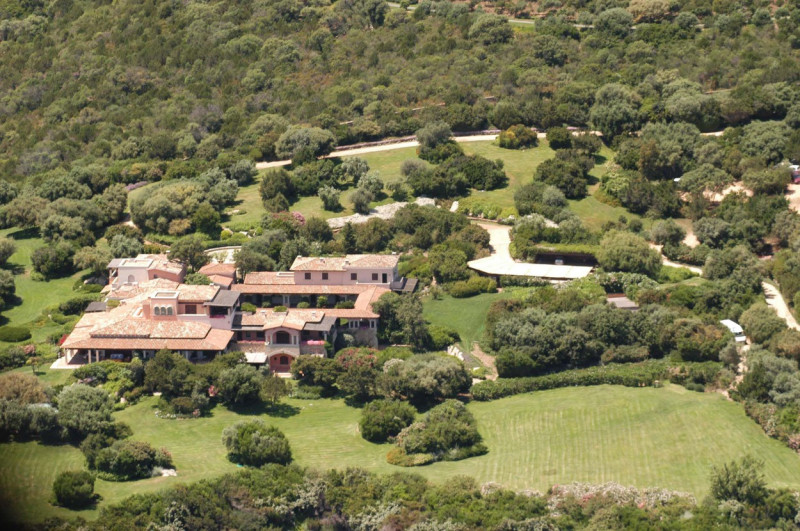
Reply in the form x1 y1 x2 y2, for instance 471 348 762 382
448 276 497 298
359 400 416 443
392 400 486 465
240 302 257 313
52 470 95 508
471 361 669 401
427 325 460 350
222 420 292 466
94 439 173 480
0 326 31 342
59 295 102 315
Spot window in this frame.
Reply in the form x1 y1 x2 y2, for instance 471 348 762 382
372 273 378 281
153 307 161 316
184 304 197 314
350 273 357 281
304 272 311 280
322 273 328 280
166 306 173 316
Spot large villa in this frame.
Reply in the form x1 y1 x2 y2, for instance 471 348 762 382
60 253 414 373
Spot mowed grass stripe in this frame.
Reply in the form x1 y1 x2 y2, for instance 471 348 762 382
4 385 800 523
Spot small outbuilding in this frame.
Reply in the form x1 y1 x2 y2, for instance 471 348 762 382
720 319 746 343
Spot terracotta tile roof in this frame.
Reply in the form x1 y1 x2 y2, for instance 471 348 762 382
243 271 296 285
207 275 233 289
108 279 180 300
91 319 211 339
199 263 237 277
324 286 389 319
239 308 328 331
290 254 399 272
176 284 219 302
232 283 373 295
65 329 233 351
109 254 185 276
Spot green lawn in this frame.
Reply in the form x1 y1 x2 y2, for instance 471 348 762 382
422 292 511 353
4 385 800 523
0 228 87 344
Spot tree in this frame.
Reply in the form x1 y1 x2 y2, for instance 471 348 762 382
144 350 193 397
338 157 370 186
533 158 588 199
416 121 453 149
739 304 787 344
2 195 48 228
218 364 262 405
170 234 209 272
300 217 333 242
31 242 75 278
234 247 275 277
497 124 538 149
275 126 337 161
597 230 662 278
650 219 686 246
590 84 639 141
468 14 513 44
94 439 172 480
595 8 633 38
359 400 416 442
56 385 113 438
260 373 289 405
710 456 768 506
0 372 47 404
741 121 790 165
380 355 471 405
52 471 95 509
318 185 341 211
191 202 221 236
73 246 112 276
184 272 211 285
109 234 143 258
546 127 572 150
0 270 16 308
222 420 292 466
743 168 790 196
358 172 384 197
259 168 295 204
395 399 484 457
351 188 374 215
228 159 257 185
0 237 16 266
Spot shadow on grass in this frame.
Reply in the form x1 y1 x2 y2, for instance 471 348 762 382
8 227 40 240
224 401 300 418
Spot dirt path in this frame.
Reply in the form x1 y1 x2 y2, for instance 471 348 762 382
763 282 800 331
786 183 800 214
471 341 498 381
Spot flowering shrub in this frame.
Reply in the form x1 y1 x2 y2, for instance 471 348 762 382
547 482 695 516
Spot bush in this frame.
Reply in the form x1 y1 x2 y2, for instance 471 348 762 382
59 294 102 315
392 400 486 464
222 420 292 466
94 439 173 481
0 346 28 370
217 364 262 405
0 326 31 342
471 361 669 401
359 400 416 443
427 325 460 350
274 305 288 312
497 125 538 150
52 470 95 508
448 276 497 298
240 302 257 313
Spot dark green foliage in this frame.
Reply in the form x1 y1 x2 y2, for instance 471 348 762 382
393 400 485 461
56 384 114 439
0 325 29 342
359 400 416 442
217 364 263 406
448 276 497 298
290 356 342 397
380 354 471 405
546 127 572 150
533 158 588 199
184 272 211 285
94 439 173 481
710 456 768 506
472 361 669 401
597 231 661 278
222 420 292 466
144 350 193 398
31 242 75 278
52 470 95 509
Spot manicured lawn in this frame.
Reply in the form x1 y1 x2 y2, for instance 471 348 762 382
5 385 800 523
422 292 513 353
0 228 87 343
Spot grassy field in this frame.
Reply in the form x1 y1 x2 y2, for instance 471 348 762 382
422 292 511 353
4 384 800 523
0 228 87 345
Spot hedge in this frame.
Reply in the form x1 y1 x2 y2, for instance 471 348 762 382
471 361 669 401
0 326 32 342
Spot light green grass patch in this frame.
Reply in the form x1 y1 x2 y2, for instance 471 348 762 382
0 228 87 343
422 292 512 353
5 385 800 523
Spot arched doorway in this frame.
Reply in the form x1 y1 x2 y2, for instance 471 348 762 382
274 330 291 344
269 353 292 373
